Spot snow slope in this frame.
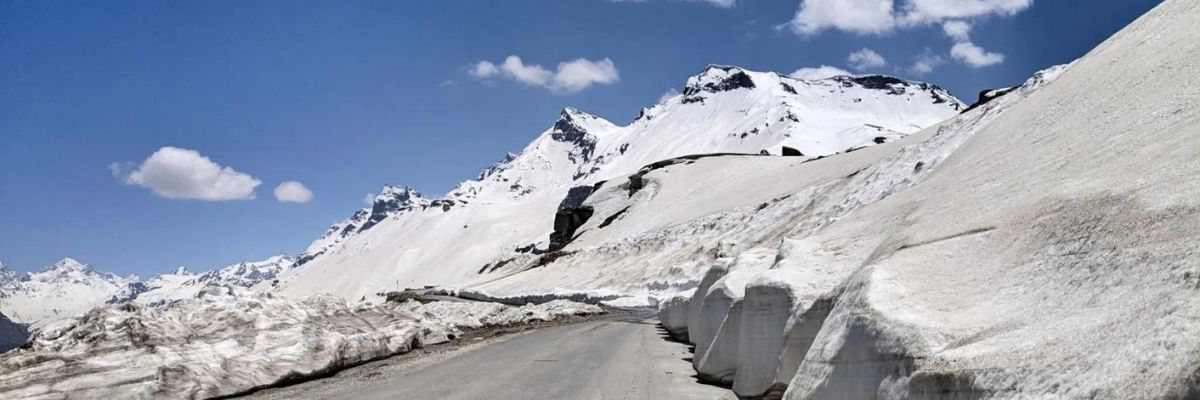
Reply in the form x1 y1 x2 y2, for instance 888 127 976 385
651 0 1200 398
0 286 601 399
275 67 964 301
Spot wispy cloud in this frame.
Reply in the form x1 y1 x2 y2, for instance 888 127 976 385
847 48 887 71
943 20 1005 67
790 65 852 80
467 55 619 94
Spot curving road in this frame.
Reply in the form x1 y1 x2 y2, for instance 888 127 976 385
243 312 734 400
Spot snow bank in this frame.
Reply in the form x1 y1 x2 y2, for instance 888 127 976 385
692 247 776 383
656 288 694 340
397 299 604 330
0 287 603 399
0 286 439 399
660 1 1200 398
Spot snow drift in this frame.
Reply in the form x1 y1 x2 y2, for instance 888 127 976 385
0 286 602 399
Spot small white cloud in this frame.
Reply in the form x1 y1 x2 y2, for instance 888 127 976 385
908 48 945 75
950 41 1004 67
438 80 459 87
942 20 972 42
362 192 377 206
789 65 852 80
784 0 896 36
552 58 620 93
274 181 314 203
682 0 737 7
659 88 680 103
114 146 261 201
467 55 619 94
467 61 500 78
847 48 887 71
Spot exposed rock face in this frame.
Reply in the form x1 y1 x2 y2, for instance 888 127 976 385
683 65 758 99
0 312 28 353
552 108 599 166
359 186 428 232
549 206 594 251
962 86 1018 113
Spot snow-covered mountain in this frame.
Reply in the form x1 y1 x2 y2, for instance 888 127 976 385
113 255 297 306
0 256 296 328
0 258 136 327
299 186 430 265
274 66 964 300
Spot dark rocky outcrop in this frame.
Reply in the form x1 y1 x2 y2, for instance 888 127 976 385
962 87 1017 113
551 108 598 165
547 181 610 251
0 312 28 353
781 146 805 156
359 187 425 232
559 185 596 209
598 207 631 229
684 66 757 98
549 206 594 251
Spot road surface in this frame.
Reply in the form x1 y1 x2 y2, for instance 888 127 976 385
242 313 735 400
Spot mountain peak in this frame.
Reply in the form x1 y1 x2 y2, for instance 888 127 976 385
49 257 90 272
683 65 758 98
377 185 423 202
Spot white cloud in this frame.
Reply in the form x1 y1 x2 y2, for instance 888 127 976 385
950 41 1004 67
908 48 945 75
942 20 972 41
789 65 852 80
552 58 621 93
899 0 1032 25
468 55 619 94
785 0 896 36
784 0 1032 34
683 0 737 7
499 55 554 86
273 181 314 203
942 20 1005 67
608 0 735 6
114 146 261 201
362 192 377 206
467 61 500 78
847 48 887 71
659 88 680 103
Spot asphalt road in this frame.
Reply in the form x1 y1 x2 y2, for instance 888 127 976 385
243 313 735 400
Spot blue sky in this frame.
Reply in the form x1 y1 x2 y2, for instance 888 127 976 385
0 0 1162 276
